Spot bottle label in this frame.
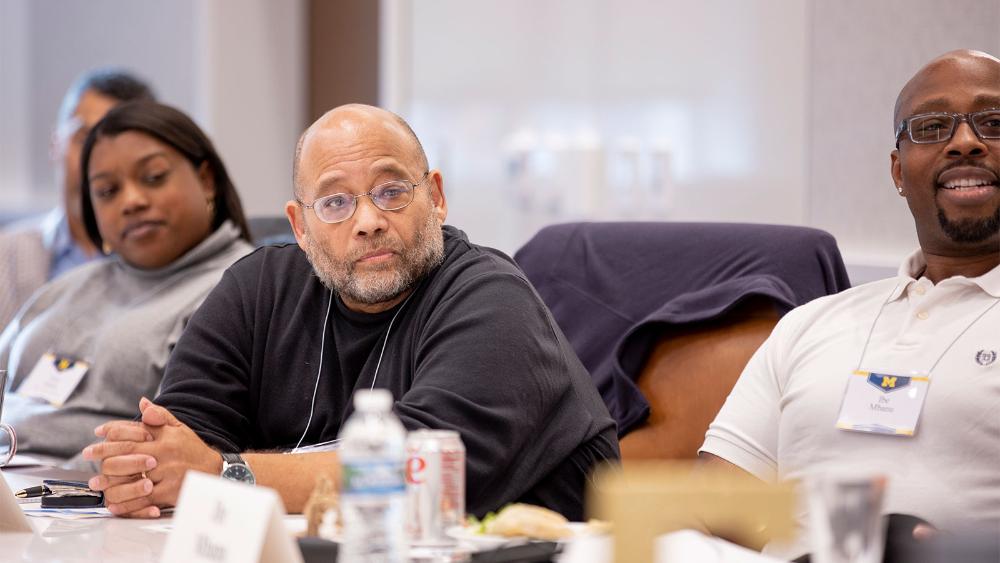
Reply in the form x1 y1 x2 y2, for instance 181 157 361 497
342 460 406 495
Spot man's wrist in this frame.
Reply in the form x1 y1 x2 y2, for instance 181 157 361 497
211 451 224 475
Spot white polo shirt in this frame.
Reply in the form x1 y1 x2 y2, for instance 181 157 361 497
701 250 1000 550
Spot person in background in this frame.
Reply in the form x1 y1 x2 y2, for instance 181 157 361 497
0 101 254 466
84 103 619 519
699 49 1000 558
0 68 155 330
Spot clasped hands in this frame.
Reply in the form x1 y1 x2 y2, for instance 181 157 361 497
82 397 220 518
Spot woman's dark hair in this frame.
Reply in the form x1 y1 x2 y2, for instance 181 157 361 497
80 101 252 248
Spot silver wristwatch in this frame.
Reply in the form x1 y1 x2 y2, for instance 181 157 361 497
220 452 256 485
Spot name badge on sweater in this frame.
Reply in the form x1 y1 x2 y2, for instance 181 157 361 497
836 370 929 437
16 353 89 407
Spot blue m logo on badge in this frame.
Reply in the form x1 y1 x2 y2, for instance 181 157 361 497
867 373 910 393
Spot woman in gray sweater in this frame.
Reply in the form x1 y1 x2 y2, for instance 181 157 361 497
0 102 254 466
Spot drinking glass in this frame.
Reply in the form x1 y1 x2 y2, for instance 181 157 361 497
807 473 887 563
0 370 17 466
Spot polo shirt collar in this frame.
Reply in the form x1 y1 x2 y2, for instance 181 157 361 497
892 248 1000 301
976 259 1000 298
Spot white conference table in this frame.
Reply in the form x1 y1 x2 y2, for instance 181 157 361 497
0 467 329 563
0 467 622 563
2 468 171 562
1 467 784 563
0 467 262 562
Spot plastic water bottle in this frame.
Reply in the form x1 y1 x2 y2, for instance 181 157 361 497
339 389 408 562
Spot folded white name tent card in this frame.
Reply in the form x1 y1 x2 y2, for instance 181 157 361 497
162 471 303 563
0 471 33 533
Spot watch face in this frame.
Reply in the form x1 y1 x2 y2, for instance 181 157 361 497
222 463 256 485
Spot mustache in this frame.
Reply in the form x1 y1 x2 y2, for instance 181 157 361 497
346 236 403 262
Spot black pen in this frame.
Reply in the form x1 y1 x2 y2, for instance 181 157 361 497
15 485 51 499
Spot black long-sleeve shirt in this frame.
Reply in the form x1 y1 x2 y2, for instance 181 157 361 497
156 225 619 519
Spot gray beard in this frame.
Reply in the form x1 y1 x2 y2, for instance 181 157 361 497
937 206 1000 243
301 212 445 305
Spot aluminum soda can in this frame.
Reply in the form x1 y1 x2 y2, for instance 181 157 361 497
405 429 466 545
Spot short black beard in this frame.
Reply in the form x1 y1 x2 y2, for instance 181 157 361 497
937 206 1000 243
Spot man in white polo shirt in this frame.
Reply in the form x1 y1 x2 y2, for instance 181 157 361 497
700 49 1000 553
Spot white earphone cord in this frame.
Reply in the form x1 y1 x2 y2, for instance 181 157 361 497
370 292 415 391
293 289 415 451
293 290 334 451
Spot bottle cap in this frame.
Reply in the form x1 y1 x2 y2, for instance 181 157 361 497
353 389 393 412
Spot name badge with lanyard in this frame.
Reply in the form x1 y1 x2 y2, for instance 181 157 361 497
836 282 1000 437
836 371 928 435
17 353 90 407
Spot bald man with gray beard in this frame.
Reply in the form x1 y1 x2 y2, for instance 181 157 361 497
84 104 619 521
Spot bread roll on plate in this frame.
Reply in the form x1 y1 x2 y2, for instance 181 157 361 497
484 503 573 541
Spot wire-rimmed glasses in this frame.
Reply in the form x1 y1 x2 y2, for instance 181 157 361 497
895 108 1000 146
297 171 431 224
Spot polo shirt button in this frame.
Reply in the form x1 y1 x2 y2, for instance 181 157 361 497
914 285 926 295
917 311 929 320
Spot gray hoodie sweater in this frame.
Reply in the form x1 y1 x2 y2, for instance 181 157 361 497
0 221 252 462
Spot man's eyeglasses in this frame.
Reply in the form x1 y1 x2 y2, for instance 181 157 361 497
298 171 430 224
895 108 1000 146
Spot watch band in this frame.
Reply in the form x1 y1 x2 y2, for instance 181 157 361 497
221 452 245 467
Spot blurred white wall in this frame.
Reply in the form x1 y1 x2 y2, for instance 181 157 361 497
194 0 307 217
382 0 1000 283
384 0 809 255
808 0 1000 271
2 0 999 284
0 0 32 211
0 0 305 218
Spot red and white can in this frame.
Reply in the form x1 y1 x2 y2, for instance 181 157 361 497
405 429 466 545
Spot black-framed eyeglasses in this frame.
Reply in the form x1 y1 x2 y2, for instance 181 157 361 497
895 108 1000 146
297 171 430 224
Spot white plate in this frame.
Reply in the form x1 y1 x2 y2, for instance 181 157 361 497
446 522 595 550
